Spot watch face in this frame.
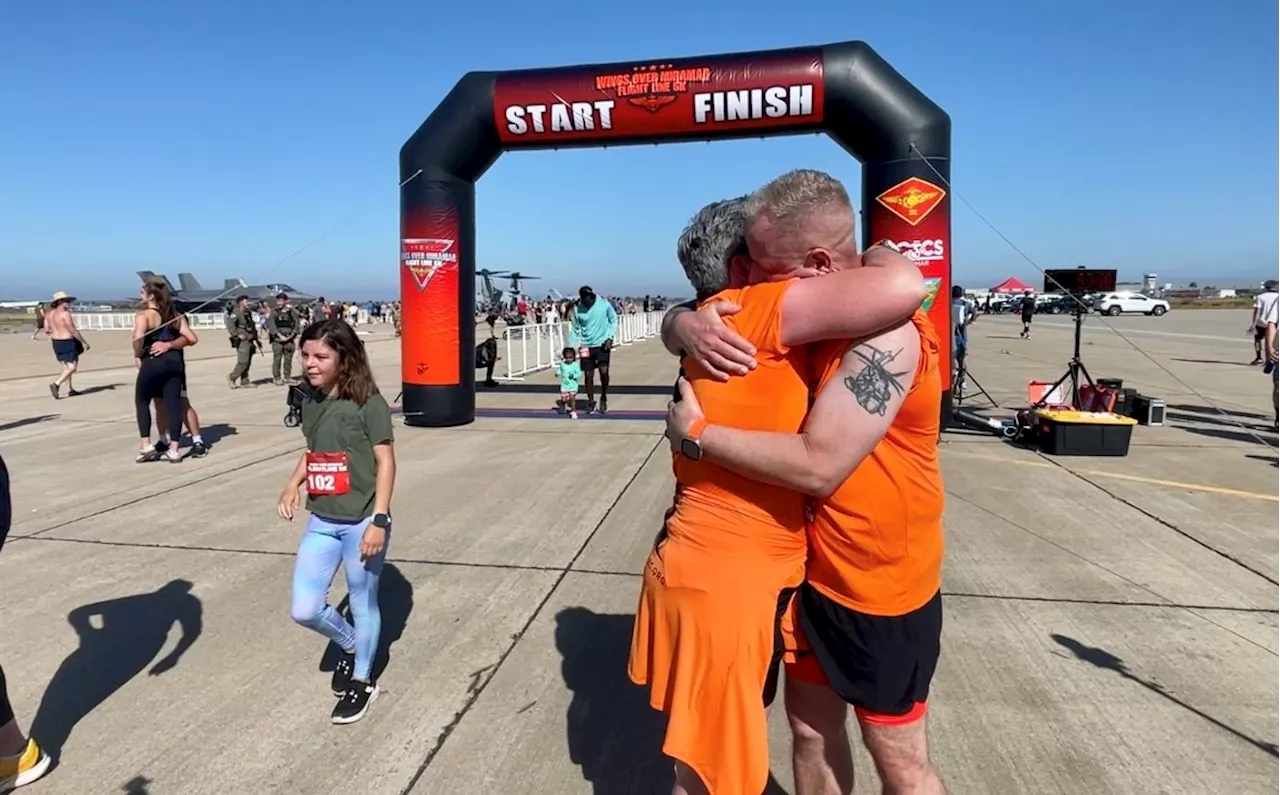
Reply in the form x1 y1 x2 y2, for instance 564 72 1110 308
679 437 702 461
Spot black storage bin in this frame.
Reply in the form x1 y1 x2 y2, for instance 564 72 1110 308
1034 410 1135 456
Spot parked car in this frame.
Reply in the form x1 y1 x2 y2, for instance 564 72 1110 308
1093 291 1170 316
1036 293 1082 314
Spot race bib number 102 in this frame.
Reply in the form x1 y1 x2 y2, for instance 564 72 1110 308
305 451 351 496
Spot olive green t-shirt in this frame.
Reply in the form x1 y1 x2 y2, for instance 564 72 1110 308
301 389 394 522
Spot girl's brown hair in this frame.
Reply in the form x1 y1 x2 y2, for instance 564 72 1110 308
143 280 178 325
300 319 380 405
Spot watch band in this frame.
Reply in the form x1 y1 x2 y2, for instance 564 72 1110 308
874 239 902 253
684 417 708 442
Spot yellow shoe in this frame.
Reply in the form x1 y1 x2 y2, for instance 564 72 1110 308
0 739 52 792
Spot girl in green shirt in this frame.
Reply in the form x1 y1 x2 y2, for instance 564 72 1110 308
277 319 396 725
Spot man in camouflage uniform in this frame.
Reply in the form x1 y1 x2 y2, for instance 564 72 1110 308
225 294 258 389
267 292 301 385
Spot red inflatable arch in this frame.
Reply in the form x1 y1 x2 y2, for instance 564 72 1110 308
399 41 951 427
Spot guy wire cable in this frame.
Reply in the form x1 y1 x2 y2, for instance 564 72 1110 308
909 143 1274 449
146 169 424 330
914 146 1278 589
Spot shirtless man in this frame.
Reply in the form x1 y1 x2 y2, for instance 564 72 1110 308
632 185 925 795
44 291 90 400
666 170 947 795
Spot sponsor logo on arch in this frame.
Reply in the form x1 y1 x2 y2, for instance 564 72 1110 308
494 52 826 145
875 177 946 227
891 238 946 264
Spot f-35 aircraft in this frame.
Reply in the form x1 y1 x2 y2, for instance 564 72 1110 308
136 271 318 312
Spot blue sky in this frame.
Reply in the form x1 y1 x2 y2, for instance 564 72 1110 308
1 1 1276 301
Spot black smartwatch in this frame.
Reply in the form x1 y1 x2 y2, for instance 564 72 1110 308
371 513 391 529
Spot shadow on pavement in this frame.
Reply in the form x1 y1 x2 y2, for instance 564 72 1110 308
30 579 203 764
1174 425 1278 448
555 608 790 794
1051 633 1278 758
70 383 124 397
0 415 58 433
318 563 414 683
1167 404 1270 421
1169 358 1253 367
194 423 237 447
1165 411 1275 432
121 775 152 793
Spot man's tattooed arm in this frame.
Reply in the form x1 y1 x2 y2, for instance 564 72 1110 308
689 322 922 498
843 343 910 416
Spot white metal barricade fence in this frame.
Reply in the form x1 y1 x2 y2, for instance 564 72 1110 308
72 312 226 331
497 310 665 381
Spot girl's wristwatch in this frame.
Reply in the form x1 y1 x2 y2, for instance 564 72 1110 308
372 513 391 528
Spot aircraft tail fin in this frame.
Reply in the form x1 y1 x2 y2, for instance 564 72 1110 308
137 271 175 291
177 273 203 293
224 278 247 290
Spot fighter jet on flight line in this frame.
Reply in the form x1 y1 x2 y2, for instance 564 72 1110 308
136 271 318 312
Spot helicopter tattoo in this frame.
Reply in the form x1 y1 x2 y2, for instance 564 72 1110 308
844 344 909 416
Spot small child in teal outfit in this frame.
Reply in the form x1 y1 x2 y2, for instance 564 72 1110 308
557 347 583 419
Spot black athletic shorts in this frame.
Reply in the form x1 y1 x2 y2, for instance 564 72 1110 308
580 344 611 371
1254 325 1267 342
52 338 80 364
1021 312 1034 324
794 584 942 718
762 585 798 708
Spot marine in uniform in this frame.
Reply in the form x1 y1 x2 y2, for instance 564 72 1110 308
268 292 301 385
226 295 258 388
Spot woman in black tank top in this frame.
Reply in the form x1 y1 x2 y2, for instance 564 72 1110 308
133 282 197 463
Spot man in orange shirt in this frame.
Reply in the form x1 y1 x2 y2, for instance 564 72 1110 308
665 170 947 795
632 187 925 795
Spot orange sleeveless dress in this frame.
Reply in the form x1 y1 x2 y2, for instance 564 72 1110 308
628 280 813 795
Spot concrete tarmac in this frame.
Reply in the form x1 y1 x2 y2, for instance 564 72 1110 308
1 309 1275 794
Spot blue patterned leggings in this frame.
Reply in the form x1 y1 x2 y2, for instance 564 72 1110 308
289 514 387 680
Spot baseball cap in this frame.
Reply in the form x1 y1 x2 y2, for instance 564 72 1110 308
1265 279 1278 290
579 286 595 298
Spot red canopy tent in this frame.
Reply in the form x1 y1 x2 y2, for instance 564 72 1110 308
991 277 1034 294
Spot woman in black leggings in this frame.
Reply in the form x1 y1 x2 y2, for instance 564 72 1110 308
0 453 53 790
133 281 197 463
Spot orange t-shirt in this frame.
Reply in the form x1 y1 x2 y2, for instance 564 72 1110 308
666 279 813 565
806 310 945 616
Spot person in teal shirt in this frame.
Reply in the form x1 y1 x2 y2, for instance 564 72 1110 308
570 285 618 413
557 347 583 419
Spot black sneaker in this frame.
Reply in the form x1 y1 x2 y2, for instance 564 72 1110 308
586 400 597 415
598 396 608 414
331 652 354 697
331 680 379 725
188 441 209 458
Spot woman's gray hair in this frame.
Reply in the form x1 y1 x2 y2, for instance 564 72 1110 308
676 197 749 300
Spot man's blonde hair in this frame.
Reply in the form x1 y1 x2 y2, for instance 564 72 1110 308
742 169 854 240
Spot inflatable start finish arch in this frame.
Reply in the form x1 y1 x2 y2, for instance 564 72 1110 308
399 41 952 427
